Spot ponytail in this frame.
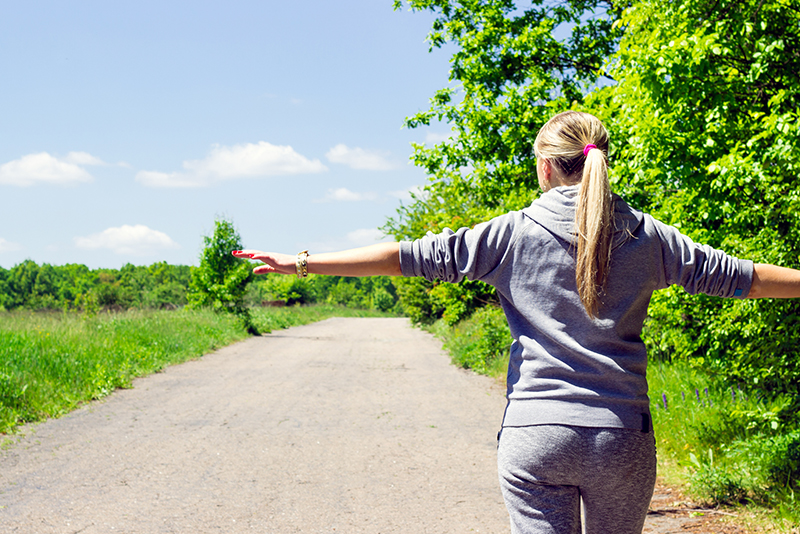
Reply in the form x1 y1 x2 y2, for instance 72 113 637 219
534 111 612 319
575 146 612 318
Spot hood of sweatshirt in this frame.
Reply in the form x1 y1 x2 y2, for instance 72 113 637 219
522 185 643 251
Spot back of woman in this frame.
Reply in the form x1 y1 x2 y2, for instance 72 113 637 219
236 110 800 534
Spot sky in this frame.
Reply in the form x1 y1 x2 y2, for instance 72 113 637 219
0 1 453 269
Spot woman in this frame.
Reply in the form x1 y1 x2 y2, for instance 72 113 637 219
233 111 800 533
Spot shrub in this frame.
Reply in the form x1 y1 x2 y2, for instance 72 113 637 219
188 218 255 332
436 305 511 375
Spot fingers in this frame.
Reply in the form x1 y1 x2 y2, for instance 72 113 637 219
232 249 259 259
253 265 277 275
231 249 295 275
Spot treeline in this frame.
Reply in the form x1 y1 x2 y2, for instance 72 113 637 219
0 259 399 314
0 260 191 312
247 274 399 313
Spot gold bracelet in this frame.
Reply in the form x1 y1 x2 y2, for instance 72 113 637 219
296 250 309 278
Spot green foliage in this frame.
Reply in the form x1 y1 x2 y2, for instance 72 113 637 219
393 277 441 325
188 218 254 331
393 275 497 326
687 431 800 507
649 358 800 512
0 252 397 321
246 273 318 306
388 0 623 240
394 0 800 389
372 287 396 312
0 260 191 312
245 273 400 312
603 0 800 399
430 305 511 375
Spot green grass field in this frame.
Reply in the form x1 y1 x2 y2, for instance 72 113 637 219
0 305 394 434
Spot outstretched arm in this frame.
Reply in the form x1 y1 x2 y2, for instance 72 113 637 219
747 263 800 299
233 242 402 277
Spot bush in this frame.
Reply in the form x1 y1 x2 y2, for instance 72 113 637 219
372 288 395 312
432 305 511 375
688 449 750 505
188 218 254 332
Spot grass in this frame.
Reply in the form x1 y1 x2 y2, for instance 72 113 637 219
647 358 800 532
0 304 396 434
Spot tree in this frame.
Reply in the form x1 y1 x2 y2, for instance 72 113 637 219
392 0 800 399
601 0 800 397
188 218 255 333
386 0 623 323
387 0 623 240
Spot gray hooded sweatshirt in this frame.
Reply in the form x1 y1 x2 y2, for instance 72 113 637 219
399 185 753 431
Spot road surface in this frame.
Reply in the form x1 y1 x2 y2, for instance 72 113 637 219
1 318 509 533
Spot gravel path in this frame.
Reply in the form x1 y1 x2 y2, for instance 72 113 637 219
0 317 748 534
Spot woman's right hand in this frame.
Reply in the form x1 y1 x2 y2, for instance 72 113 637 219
232 250 296 275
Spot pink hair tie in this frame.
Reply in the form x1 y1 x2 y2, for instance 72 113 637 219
583 144 598 157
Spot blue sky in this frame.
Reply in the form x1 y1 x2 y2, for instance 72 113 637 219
0 1 452 269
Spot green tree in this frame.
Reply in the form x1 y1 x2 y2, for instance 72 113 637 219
393 0 800 400
0 266 10 310
6 260 40 309
387 0 623 324
188 218 255 333
601 0 800 397
387 0 623 240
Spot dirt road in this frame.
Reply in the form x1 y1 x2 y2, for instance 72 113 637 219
1 318 746 533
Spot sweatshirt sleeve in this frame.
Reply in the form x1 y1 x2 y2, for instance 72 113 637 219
398 212 521 284
651 216 754 299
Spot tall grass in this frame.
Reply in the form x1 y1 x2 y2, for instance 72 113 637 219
0 305 395 434
648 359 800 529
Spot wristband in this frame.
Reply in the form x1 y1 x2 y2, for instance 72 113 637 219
296 250 309 278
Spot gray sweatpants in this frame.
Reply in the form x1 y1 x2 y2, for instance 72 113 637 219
497 425 656 534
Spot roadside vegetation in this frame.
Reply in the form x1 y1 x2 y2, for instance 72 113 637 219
423 309 800 531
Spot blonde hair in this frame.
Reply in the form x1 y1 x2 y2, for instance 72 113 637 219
534 111 612 318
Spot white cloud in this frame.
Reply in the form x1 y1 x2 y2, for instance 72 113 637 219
389 185 426 202
316 187 378 203
74 225 180 256
0 152 103 187
425 132 455 144
64 151 105 166
0 238 22 253
345 228 392 246
136 141 328 188
325 144 397 171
